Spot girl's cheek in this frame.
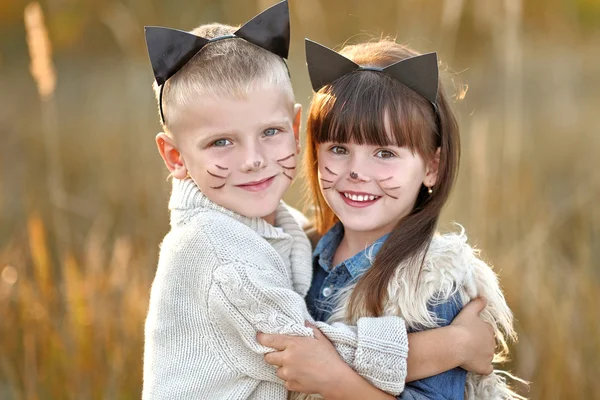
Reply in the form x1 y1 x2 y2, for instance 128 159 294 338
320 151 343 165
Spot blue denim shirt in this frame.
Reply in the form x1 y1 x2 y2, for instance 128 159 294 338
306 223 467 400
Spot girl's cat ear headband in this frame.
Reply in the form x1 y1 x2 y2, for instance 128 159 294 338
144 0 290 125
305 39 439 110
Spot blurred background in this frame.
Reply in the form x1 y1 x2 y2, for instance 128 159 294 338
1 0 599 398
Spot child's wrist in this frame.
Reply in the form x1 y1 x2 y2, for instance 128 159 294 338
318 362 356 400
448 324 469 368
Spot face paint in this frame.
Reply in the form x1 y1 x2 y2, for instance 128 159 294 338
207 166 230 189
325 166 338 176
175 87 299 219
276 153 296 180
377 176 402 199
317 141 429 239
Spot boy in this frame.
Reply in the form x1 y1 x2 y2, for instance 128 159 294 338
142 3 408 399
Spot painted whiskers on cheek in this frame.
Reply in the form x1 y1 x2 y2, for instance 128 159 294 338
276 153 295 180
378 176 401 199
324 166 338 176
320 166 338 190
208 164 229 189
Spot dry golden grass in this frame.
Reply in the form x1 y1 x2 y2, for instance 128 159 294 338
1 0 599 399
0 214 152 399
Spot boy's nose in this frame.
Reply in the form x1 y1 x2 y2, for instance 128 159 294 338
241 148 267 172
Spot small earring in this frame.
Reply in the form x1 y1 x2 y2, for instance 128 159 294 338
350 171 358 179
428 186 433 195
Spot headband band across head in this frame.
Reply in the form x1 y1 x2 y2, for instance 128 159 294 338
304 39 439 109
144 0 290 125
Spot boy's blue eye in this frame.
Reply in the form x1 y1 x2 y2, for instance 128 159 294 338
330 146 348 155
263 128 280 137
212 139 232 147
375 149 396 159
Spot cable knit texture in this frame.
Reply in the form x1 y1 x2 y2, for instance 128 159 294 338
143 178 409 400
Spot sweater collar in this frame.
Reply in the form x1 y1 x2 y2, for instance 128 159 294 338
168 178 293 240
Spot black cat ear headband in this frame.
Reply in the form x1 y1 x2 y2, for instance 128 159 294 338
304 38 440 112
144 0 290 125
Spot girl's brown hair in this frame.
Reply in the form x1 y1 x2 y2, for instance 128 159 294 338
303 40 461 318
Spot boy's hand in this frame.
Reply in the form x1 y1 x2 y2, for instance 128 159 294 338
451 297 495 375
257 323 347 394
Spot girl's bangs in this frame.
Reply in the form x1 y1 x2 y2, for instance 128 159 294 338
313 71 430 151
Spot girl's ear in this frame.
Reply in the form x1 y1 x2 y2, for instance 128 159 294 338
156 133 188 179
424 147 441 187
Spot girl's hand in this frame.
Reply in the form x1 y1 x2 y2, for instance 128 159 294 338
257 323 348 394
451 297 495 375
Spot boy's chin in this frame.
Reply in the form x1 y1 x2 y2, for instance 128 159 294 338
232 200 280 220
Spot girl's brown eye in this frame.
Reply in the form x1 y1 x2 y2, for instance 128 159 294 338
330 146 348 155
375 149 396 159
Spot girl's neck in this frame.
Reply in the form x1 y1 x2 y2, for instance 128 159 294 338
333 225 392 266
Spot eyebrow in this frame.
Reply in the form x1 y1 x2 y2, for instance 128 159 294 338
258 119 292 131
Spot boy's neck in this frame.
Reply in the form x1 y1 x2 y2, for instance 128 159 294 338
263 211 276 226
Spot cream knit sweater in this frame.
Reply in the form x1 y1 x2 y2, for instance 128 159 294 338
142 178 409 400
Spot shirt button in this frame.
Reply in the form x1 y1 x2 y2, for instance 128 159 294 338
322 286 333 297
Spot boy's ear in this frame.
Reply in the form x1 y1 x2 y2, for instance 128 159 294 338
293 103 302 154
424 147 441 187
156 132 188 179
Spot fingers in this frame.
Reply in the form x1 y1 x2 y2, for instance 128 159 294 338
276 366 288 381
474 363 494 376
277 368 301 392
264 351 284 367
306 322 326 340
284 380 301 392
256 333 289 351
487 322 495 337
483 364 494 376
465 296 488 314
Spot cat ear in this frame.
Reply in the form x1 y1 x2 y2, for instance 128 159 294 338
235 0 290 59
144 26 209 85
305 39 359 92
383 52 439 104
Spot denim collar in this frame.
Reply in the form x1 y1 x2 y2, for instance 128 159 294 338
313 222 390 279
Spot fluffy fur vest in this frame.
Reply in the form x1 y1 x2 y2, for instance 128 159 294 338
296 228 525 400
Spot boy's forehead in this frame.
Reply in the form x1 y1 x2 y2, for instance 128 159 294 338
175 87 295 136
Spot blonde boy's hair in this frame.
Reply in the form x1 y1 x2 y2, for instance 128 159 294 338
152 23 294 135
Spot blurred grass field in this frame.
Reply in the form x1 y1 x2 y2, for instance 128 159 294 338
1 0 599 398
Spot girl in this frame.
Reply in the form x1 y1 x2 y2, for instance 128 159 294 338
258 38 524 399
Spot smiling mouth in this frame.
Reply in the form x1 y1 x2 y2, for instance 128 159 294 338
236 175 276 192
341 192 382 202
